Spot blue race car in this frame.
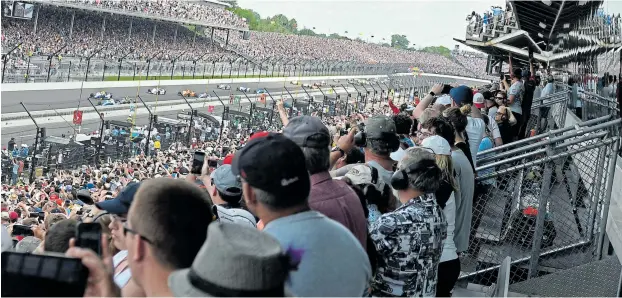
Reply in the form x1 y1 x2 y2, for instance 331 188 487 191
101 99 117 106
255 88 267 94
90 91 113 99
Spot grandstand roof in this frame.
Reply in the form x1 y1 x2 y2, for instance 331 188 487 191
510 0 602 51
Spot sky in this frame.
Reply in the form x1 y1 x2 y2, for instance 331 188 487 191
237 0 622 50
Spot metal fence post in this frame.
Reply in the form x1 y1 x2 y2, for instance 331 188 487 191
20 102 39 183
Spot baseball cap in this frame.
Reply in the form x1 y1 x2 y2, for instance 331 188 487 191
222 154 234 165
345 164 387 193
211 165 242 196
248 131 269 141
473 93 485 109
283 115 330 148
212 205 257 228
421 135 452 156
449 85 473 106
436 95 452 106
95 182 140 215
9 211 18 220
366 115 397 140
231 133 310 200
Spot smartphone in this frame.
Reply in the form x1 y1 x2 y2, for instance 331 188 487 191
208 159 218 168
441 84 453 94
1 251 89 297
191 151 206 175
75 222 102 256
11 224 34 237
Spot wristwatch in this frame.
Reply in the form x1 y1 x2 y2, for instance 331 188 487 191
331 146 346 156
429 91 436 97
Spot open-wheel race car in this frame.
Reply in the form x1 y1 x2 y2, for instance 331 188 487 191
90 91 113 99
147 87 166 95
198 92 210 99
238 86 252 92
178 89 197 97
217 84 231 90
255 88 267 94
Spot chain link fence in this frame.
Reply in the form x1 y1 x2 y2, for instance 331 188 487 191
464 86 621 294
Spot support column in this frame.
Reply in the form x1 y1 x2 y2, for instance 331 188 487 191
152 23 157 44
174 26 178 43
210 27 215 46
101 15 106 39
128 18 133 40
225 30 230 47
69 11 75 40
32 5 39 34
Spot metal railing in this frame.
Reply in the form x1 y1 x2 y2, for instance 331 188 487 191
465 84 621 292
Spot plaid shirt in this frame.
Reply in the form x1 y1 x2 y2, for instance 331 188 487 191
369 193 447 297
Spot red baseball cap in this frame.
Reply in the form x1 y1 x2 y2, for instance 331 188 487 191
249 131 269 141
9 211 18 220
222 154 234 165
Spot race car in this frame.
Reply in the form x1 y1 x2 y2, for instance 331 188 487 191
217 84 231 90
90 91 113 99
290 80 299 85
178 89 197 97
238 86 252 92
255 88 266 94
198 92 210 99
147 87 166 95
101 99 117 106
301 83 311 88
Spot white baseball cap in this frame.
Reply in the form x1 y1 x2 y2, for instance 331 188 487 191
435 95 452 106
421 135 452 156
473 93 485 109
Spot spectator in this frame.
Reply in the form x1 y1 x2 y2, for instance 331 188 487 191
203 164 256 227
519 64 537 139
421 136 460 297
94 182 141 293
419 116 474 254
232 133 371 296
503 68 525 140
444 107 476 172
369 147 446 297
343 164 393 225
44 218 77 253
449 85 486 167
283 115 368 249
123 178 213 296
392 113 415 148
15 236 41 253
168 222 293 297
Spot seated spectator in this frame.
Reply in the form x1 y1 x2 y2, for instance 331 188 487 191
232 133 371 296
168 222 293 297
370 147 446 297
283 115 367 249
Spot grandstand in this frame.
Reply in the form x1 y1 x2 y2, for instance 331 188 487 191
1 0 491 84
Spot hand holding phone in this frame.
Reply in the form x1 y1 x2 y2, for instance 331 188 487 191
75 223 102 256
191 151 206 175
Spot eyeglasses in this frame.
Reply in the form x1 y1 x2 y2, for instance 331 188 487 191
122 222 153 244
111 214 127 223
416 130 432 138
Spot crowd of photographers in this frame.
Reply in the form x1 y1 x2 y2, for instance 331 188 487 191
2 54 563 296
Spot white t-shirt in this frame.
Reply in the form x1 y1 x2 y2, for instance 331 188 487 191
508 81 524 115
440 194 458 262
465 116 486 168
112 250 131 288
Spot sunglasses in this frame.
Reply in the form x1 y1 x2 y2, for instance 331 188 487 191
122 222 153 244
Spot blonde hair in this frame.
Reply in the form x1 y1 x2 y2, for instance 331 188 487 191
435 155 458 192
460 104 472 115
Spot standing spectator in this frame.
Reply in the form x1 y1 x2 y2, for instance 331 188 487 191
502 65 525 140
518 60 537 139
122 178 213 296
283 115 367 249
449 85 486 167
421 136 460 297
202 164 256 227
168 222 293 297
370 147 446 297
7 137 15 153
233 133 371 296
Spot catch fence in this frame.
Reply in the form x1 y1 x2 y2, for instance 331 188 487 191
465 86 621 294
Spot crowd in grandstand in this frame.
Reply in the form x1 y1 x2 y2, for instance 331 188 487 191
2 2 492 80
3 54 578 296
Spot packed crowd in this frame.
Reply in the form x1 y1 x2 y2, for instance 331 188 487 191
1 5 238 63
466 4 515 39
452 51 489 79
53 0 248 29
2 3 489 79
3 53 566 296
